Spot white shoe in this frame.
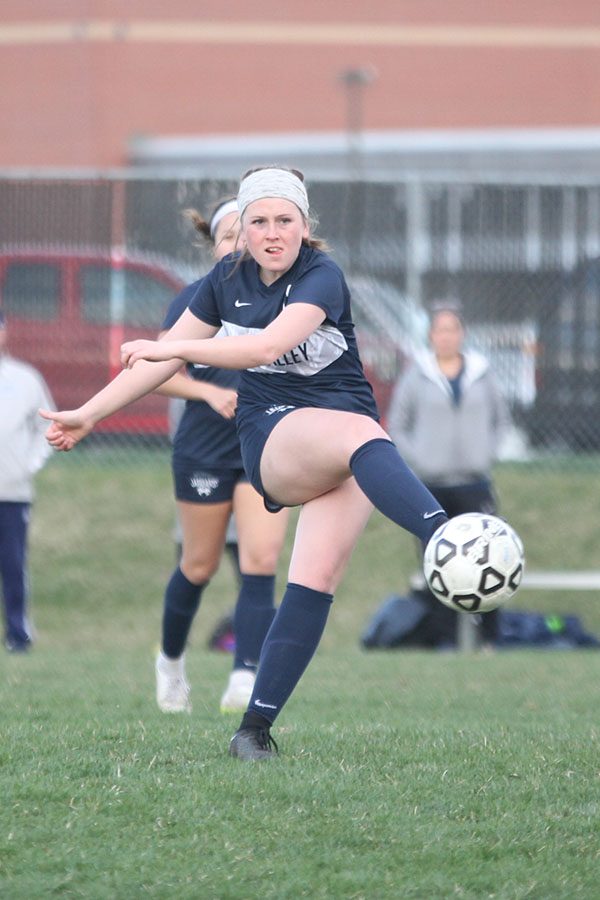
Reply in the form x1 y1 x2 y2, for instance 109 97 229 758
155 652 191 713
220 669 255 714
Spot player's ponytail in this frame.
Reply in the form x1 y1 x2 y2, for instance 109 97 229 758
183 197 239 248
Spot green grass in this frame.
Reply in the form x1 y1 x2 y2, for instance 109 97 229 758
1 451 600 898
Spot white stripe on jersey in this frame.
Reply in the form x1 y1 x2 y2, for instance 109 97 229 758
220 320 348 376
191 326 228 370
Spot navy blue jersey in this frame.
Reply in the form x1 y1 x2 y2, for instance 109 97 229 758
188 245 379 427
162 280 242 469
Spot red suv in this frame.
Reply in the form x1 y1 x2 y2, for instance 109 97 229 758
0 248 186 434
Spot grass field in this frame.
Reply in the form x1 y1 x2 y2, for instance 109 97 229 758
1 450 600 898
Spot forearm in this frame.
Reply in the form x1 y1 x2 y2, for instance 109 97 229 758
155 370 205 401
162 334 276 370
80 358 182 425
125 304 325 372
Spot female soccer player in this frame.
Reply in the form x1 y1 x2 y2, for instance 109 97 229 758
41 166 448 761
153 199 289 714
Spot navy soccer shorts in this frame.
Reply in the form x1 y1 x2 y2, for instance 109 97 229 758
236 402 300 513
172 461 248 504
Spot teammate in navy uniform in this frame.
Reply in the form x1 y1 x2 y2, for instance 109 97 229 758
41 166 448 762
153 199 289 714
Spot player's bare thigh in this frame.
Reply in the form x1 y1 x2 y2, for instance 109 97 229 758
260 407 388 507
232 480 289 574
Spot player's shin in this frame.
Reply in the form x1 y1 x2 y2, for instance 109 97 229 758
239 582 333 726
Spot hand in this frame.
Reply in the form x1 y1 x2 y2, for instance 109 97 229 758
39 408 94 451
121 340 175 368
204 386 238 419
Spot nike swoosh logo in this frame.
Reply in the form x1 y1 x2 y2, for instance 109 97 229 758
254 699 277 709
235 299 252 307
423 510 444 519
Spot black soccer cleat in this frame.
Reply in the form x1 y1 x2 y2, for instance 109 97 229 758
229 726 279 761
5 637 32 654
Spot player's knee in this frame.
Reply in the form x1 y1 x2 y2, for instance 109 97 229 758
239 526 287 573
240 544 280 574
289 562 344 596
345 417 387 456
180 554 219 584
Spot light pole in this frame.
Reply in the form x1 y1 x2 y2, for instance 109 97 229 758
338 66 377 180
338 66 377 267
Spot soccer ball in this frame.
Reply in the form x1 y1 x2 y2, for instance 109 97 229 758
423 513 525 613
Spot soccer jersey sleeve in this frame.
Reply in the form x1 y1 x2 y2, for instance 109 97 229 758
188 267 223 327
286 258 346 324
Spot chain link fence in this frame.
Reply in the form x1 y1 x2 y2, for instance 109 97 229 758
2 172 600 457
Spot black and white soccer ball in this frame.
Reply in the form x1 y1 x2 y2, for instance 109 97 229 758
423 513 525 613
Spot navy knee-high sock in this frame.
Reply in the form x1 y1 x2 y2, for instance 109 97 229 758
241 582 333 726
161 567 207 659
350 438 448 543
233 573 276 672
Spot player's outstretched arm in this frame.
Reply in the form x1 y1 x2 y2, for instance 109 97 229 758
40 310 216 451
39 356 187 451
122 303 327 371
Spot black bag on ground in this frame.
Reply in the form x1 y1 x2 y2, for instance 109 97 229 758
361 591 458 649
497 610 600 648
361 594 600 650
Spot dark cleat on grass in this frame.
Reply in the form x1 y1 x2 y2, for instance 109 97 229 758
229 726 278 761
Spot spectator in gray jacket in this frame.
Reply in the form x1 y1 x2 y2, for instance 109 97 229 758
0 310 55 652
387 302 511 646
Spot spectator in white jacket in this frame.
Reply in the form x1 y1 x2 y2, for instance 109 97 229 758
387 302 511 647
0 310 55 652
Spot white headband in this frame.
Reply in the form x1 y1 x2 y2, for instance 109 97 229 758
237 169 309 219
209 199 239 239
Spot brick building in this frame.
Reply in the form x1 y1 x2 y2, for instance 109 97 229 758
2 1 600 172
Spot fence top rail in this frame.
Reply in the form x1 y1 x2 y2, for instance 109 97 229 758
4 168 600 188
522 571 600 591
